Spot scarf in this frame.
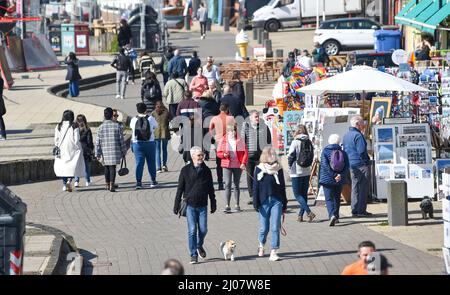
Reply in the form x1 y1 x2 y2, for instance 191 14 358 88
257 162 282 184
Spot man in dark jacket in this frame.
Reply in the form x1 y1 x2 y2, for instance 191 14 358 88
65 52 82 97
141 72 162 113
282 52 296 78
343 116 372 217
118 19 132 47
219 85 249 119
161 47 174 85
111 48 132 99
174 146 216 264
187 51 201 82
168 49 187 79
241 110 272 205
0 78 6 140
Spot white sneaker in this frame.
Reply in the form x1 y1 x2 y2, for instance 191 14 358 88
115 95 121 99
86 181 91 187
62 185 67 192
74 181 79 188
258 245 264 257
120 96 125 100
269 250 280 261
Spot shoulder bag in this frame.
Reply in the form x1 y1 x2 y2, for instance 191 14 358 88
118 157 129 176
52 126 70 158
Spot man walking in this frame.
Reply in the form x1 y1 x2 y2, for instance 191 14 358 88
209 104 236 190
111 48 132 99
202 56 220 84
196 2 208 40
168 49 188 79
219 85 249 118
174 146 217 264
163 72 189 118
343 116 372 217
241 110 272 205
130 103 159 189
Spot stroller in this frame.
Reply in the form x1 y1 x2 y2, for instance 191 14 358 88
139 56 157 80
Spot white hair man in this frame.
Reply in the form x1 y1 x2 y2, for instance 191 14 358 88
319 134 349 226
342 116 372 217
174 146 217 264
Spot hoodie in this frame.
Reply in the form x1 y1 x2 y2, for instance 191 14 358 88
287 134 312 177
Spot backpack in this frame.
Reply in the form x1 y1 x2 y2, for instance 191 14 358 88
142 81 160 100
134 115 151 141
330 149 345 173
296 138 314 168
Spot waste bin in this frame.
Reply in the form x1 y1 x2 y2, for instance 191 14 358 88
0 183 27 275
128 15 160 52
74 23 90 56
48 24 62 55
374 30 401 52
61 23 75 56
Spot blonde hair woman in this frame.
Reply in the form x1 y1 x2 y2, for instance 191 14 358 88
252 146 287 261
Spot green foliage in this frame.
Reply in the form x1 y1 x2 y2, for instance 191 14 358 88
110 34 119 53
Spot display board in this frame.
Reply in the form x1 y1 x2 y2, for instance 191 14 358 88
282 110 303 154
373 123 434 199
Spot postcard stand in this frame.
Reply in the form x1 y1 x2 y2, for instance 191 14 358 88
373 123 434 199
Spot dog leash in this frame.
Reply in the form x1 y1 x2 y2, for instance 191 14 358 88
281 213 287 236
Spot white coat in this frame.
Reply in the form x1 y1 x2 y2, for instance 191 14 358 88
53 122 86 177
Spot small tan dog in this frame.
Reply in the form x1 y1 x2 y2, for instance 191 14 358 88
220 240 237 261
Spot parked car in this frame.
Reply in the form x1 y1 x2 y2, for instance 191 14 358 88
313 18 382 56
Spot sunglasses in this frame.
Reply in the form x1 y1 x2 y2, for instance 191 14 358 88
113 115 119 117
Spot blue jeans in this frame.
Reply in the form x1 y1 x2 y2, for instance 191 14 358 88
323 184 342 219
132 141 156 184
69 80 79 97
75 158 91 183
258 196 282 250
292 176 311 216
155 138 169 170
186 205 208 257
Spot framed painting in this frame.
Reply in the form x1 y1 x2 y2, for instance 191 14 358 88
370 97 392 127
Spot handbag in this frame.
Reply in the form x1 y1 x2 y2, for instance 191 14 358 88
53 126 70 158
118 157 129 176
178 197 188 218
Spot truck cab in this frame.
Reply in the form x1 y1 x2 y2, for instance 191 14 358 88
251 0 363 32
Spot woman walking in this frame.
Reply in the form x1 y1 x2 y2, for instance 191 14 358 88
319 134 349 226
152 101 172 173
96 108 127 192
65 52 82 97
217 124 248 213
287 125 316 222
189 67 209 99
228 71 245 105
253 146 287 261
74 115 94 188
53 110 86 192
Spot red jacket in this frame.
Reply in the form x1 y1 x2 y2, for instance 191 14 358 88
217 134 248 168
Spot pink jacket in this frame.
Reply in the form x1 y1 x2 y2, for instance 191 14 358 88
190 75 209 98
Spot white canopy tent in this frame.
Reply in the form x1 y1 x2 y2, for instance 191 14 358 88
300 66 429 96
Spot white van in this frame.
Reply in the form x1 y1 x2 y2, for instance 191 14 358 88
252 0 364 32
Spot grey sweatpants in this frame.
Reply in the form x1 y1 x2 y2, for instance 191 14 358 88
350 165 370 215
116 70 127 97
224 168 242 207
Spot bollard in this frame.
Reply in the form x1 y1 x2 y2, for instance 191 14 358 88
244 79 254 106
223 17 230 32
275 49 284 59
184 15 191 31
207 19 212 31
262 31 269 44
265 39 273 56
253 27 258 40
258 29 263 45
387 180 408 226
